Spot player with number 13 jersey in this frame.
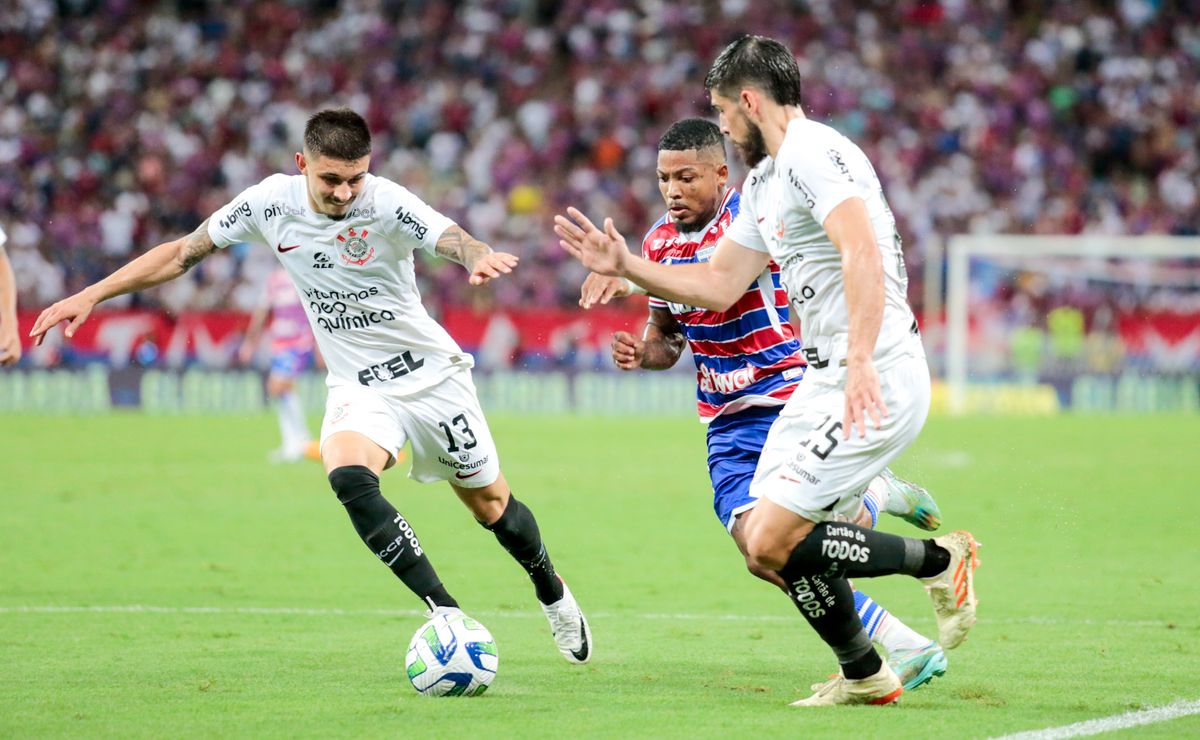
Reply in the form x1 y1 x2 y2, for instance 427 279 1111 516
31 108 593 668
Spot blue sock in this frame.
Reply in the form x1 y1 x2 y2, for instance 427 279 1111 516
861 489 881 529
852 589 889 640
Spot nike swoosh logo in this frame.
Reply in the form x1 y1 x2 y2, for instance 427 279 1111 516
757 217 766 223
570 616 590 662
276 243 301 253
455 469 483 480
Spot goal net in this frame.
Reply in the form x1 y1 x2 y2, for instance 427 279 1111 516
942 235 1200 414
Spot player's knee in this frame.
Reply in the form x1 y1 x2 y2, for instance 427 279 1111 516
744 534 788 572
744 555 786 588
328 465 380 505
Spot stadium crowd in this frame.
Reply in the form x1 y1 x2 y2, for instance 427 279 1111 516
0 0 1196 324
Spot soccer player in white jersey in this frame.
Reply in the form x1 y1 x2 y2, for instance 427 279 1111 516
579 119 948 691
30 109 592 665
0 226 19 367
556 37 979 705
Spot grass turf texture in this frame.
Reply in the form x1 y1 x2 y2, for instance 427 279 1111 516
1 412 1197 738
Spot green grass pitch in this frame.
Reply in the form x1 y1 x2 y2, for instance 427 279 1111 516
1 412 1197 738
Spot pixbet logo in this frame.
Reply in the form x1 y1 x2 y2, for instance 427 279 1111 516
263 202 304 221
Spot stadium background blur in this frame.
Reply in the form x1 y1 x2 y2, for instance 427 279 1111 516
0 0 1197 408
2 4 1199 736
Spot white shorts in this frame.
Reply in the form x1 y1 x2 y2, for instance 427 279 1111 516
319 369 501 489
749 351 930 523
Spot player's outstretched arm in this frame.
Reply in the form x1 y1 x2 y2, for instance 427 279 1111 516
434 225 518 286
824 197 888 440
29 219 217 346
555 207 767 312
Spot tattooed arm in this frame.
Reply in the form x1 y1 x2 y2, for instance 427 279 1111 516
29 219 219 345
434 225 519 286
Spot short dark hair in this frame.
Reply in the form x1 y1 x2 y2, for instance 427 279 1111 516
304 108 372 160
658 118 725 156
704 35 802 107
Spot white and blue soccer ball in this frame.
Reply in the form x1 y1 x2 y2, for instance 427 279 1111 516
405 611 498 697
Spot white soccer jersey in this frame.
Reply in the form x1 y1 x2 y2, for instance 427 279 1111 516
208 173 471 394
726 119 917 370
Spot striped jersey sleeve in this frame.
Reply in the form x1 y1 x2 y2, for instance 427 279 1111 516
641 188 806 422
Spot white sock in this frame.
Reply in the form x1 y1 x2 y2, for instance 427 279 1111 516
874 613 932 653
854 589 929 653
861 477 887 528
276 391 311 453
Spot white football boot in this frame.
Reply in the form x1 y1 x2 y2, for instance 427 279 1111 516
922 530 981 649
540 578 592 664
791 664 903 707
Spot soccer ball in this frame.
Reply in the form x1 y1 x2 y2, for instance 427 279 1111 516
405 611 498 697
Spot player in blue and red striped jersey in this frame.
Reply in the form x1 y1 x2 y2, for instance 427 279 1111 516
579 118 947 690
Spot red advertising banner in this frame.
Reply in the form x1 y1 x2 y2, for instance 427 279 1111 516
13 303 653 368
11 302 1198 371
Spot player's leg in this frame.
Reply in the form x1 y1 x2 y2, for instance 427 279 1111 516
737 508 945 689
745 503 900 706
718 409 945 690
267 350 316 462
854 590 947 691
405 370 591 663
710 407 788 588
451 472 563 606
746 358 978 705
320 387 458 609
751 401 977 649
452 473 591 664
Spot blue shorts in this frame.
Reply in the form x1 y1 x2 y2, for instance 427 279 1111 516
270 349 314 379
706 405 781 532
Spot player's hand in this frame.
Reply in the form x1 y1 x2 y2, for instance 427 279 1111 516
0 326 21 366
611 331 644 370
554 208 629 277
843 357 888 439
236 342 255 366
468 251 519 286
29 292 97 346
580 273 631 309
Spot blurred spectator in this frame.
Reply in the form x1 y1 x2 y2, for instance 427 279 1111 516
0 0 1196 332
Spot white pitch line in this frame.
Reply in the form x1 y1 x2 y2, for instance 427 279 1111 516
0 605 1188 629
991 699 1200 740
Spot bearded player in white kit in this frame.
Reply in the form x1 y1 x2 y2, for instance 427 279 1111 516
30 109 592 665
557 36 979 704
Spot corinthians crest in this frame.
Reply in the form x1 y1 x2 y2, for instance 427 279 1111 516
336 227 375 266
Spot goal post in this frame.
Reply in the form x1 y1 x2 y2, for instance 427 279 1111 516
944 234 1200 414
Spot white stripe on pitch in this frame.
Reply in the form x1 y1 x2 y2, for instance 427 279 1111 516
990 699 1200 740
0 605 1185 629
